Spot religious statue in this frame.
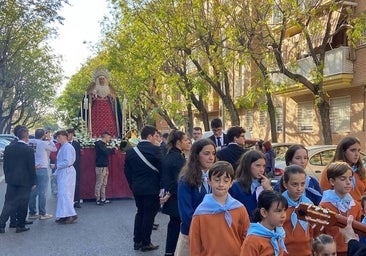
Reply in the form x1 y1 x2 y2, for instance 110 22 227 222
82 68 123 138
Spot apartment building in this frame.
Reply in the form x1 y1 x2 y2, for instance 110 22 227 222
200 0 366 149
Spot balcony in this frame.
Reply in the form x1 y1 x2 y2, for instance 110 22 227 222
272 46 354 96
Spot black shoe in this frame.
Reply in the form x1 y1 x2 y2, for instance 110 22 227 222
141 243 159 252
55 218 67 224
16 227 30 233
96 200 103 206
10 220 33 228
74 202 81 208
101 200 110 204
0 228 5 233
63 215 78 224
134 242 142 250
25 220 33 225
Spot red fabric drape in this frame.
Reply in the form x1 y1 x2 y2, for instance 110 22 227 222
90 98 118 138
79 148 133 199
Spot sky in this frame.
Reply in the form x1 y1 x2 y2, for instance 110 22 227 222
50 0 110 85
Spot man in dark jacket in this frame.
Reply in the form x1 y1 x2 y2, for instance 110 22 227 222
216 126 247 170
94 131 116 205
124 125 163 252
8 125 33 227
0 127 36 233
208 118 228 149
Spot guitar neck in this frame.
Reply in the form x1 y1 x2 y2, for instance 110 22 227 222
335 214 366 237
296 203 366 237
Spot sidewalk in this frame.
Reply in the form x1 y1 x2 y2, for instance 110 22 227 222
0 178 168 256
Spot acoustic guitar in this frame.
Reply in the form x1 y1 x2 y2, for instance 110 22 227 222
295 202 366 237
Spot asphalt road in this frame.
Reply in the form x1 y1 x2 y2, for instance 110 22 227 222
0 168 169 256
0 162 3 183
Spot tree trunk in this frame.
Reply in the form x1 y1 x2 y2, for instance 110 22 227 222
189 56 240 126
317 98 332 144
266 92 278 142
158 109 177 130
186 102 193 136
222 94 240 126
133 114 144 132
223 73 240 126
200 108 210 131
190 94 210 131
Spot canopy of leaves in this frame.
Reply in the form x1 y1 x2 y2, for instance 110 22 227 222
0 0 67 132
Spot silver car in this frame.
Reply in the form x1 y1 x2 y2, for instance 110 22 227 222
274 144 366 181
0 138 10 162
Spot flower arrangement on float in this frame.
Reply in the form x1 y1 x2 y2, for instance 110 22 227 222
69 117 137 151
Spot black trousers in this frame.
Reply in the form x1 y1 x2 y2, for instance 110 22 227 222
74 166 80 202
0 184 31 228
133 194 160 246
165 215 181 254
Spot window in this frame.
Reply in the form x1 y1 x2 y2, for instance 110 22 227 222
309 150 335 166
234 64 246 98
245 110 253 132
271 5 282 24
297 0 318 10
298 101 313 132
297 0 306 10
275 106 283 132
259 111 267 126
330 96 350 133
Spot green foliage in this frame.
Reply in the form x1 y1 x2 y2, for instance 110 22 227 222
236 87 263 109
0 0 67 132
347 12 366 47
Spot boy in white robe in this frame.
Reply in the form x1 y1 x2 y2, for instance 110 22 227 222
54 130 77 224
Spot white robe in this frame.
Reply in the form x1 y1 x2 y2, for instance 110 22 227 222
55 142 76 218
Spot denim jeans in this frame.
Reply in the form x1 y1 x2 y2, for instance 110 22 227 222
29 168 49 215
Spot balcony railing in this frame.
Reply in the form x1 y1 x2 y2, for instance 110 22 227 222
271 46 353 85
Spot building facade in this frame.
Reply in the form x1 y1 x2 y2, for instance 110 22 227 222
191 0 366 150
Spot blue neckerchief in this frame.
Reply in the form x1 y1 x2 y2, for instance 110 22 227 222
320 189 355 213
282 191 312 233
305 175 322 198
247 223 287 256
352 165 357 188
251 179 260 195
193 194 243 227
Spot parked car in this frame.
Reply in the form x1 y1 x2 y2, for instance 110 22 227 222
0 134 17 143
274 144 366 181
0 138 11 161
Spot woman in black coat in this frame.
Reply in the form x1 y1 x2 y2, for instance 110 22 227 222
160 130 191 256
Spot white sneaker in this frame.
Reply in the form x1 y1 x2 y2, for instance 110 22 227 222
39 213 53 220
